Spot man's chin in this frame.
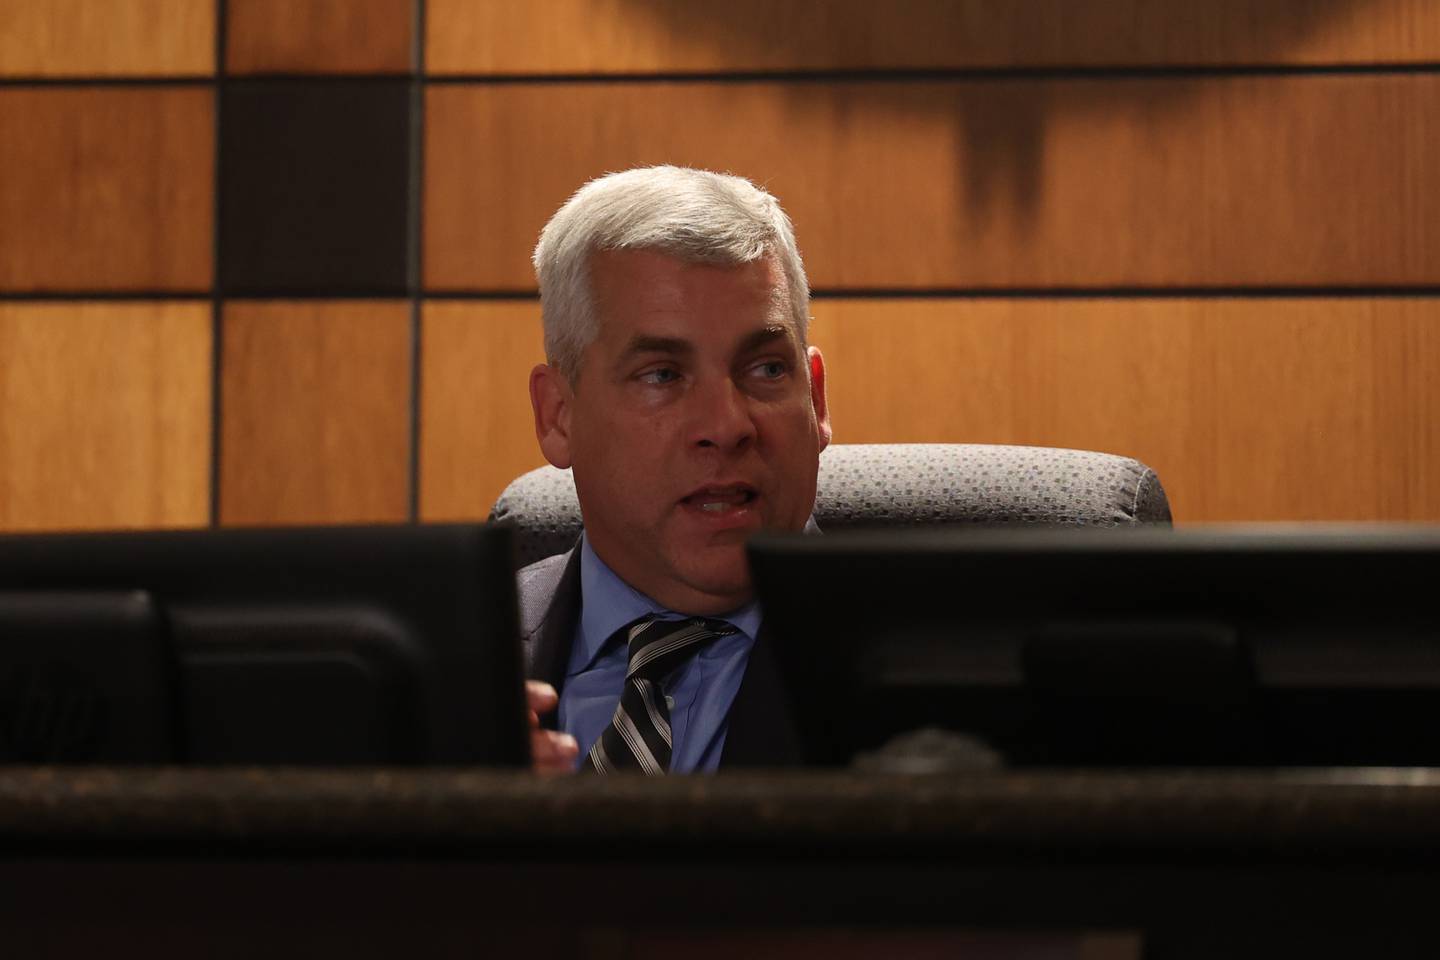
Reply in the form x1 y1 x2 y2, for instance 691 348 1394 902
664 558 754 614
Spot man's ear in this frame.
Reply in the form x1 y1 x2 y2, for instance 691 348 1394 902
807 345 833 451
529 362 574 469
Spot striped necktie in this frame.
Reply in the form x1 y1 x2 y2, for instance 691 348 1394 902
582 616 738 774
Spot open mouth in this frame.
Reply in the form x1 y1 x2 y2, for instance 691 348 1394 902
681 485 758 513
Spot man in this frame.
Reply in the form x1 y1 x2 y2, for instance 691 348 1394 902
521 165 831 773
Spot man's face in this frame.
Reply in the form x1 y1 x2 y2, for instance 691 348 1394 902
530 248 831 615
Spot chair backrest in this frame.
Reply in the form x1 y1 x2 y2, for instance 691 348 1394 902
490 443 1172 568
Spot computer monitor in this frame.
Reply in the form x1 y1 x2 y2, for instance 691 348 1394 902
0 524 528 767
749 526 1440 768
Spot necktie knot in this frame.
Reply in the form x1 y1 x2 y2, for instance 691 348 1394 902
623 616 739 683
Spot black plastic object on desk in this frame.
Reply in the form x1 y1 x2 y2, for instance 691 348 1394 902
0 524 529 768
750 525 1440 769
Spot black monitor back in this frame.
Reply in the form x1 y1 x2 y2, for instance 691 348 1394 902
750 526 1440 768
0 524 528 767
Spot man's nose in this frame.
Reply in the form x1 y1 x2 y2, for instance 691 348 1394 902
690 377 756 452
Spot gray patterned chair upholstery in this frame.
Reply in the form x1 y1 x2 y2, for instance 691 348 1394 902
489 443 1172 569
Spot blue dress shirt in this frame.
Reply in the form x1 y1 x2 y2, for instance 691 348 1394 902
557 534 760 773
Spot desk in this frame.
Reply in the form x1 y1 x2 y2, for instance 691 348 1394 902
4 768 1440 958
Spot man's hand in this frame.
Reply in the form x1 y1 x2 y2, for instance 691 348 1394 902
526 680 579 774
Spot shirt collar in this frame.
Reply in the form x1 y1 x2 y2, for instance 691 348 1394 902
574 532 762 673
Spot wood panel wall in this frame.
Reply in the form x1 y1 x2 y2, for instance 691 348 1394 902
426 75 1440 290
1 0 1437 531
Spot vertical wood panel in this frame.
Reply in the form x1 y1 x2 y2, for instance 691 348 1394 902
809 298 1440 523
424 75 1440 291
227 0 413 74
0 0 214 77
427 0 1440 73
418 301 547 521
0 87 214 292
0 303 211 532
220 301 411 526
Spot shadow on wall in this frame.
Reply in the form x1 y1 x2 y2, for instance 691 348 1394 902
616 0 1387 234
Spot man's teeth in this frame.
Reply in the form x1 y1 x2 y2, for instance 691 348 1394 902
692 491 751 511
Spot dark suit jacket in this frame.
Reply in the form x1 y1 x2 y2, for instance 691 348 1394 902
517 544 801 767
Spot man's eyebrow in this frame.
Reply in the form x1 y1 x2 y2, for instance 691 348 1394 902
619 335 694 362
616 327 794 368
736 325 794 355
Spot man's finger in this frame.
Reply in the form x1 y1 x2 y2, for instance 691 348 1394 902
526 680 559 713
531 729 579 775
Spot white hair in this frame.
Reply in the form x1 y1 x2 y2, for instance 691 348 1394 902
532 165 810 379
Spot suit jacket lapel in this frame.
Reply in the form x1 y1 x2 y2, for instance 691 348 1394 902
720 622 803 767
722 514 819 766
519 545 583 729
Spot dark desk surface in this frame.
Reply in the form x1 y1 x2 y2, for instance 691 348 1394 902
5 766 1440 855
5 768 1440 959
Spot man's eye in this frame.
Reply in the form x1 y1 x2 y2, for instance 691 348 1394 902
751 360 787 380
639 367 680 385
